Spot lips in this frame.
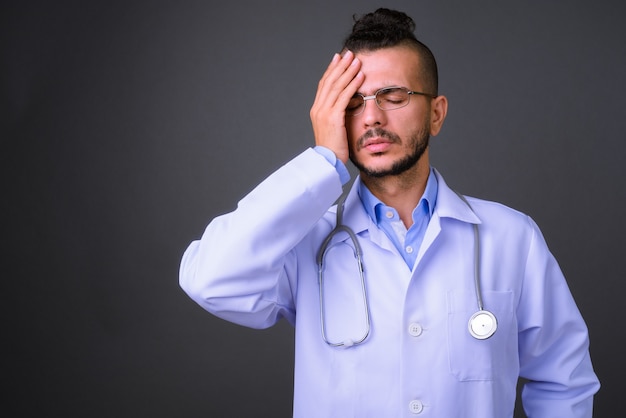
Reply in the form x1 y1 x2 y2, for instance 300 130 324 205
357 127 400 153
362 137 394 153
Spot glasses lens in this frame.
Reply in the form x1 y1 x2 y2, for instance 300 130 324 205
376 88 410 110
346 95 364 116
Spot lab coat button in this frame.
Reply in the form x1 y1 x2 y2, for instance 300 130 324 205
408 322 423 337
409 399 423 414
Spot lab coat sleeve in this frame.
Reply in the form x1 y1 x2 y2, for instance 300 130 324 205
179 148 344 329
517 217 600 417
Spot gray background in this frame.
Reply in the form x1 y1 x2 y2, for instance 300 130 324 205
2 0 624 416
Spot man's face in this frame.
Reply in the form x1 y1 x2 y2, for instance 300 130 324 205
346 46 436 178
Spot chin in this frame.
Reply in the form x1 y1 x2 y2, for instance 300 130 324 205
351 150 425 178
352 158 403 178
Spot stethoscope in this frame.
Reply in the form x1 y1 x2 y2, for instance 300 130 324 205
316 191 498 348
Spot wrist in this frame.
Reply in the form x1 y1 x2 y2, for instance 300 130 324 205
314 146 351 185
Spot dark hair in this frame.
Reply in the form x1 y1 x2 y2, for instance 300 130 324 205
342 8 438 95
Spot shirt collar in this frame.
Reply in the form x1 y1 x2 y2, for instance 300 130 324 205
358 167 438 225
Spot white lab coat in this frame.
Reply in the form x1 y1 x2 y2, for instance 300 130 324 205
180 148 599 417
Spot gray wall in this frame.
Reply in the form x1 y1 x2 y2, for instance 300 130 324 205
3 1 624 416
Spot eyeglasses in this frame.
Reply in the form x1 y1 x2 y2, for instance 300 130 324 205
346 86 436 116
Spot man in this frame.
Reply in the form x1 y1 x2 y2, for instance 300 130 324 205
180 8 599 417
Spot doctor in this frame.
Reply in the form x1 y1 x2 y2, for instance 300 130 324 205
180 8 599 417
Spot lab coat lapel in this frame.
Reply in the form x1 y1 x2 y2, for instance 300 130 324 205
432 169 482 224
327 171 481 258
329 177 397 253
416 169 482 264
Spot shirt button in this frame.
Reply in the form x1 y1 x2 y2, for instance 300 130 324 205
408 322 423 337
405 245 414 254
385 211 394 219
409 400 424 414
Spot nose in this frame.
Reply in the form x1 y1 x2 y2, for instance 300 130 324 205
361 96 386 127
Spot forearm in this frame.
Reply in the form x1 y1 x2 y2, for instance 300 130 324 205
179 148 343 328
518 219 600 416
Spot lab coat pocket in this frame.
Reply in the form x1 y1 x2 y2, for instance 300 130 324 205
446 290 516 382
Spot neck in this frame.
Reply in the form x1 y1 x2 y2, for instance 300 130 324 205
360 160 430 228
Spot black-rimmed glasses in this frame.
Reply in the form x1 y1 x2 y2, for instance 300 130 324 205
346 86 436 116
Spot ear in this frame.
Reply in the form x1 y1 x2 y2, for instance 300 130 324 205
429 95 448 136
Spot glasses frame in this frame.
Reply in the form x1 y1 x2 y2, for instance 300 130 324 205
346 86 437 117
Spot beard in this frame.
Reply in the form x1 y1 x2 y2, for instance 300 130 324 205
349 126 430 178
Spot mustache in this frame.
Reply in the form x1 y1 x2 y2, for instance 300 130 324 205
357 128 401 150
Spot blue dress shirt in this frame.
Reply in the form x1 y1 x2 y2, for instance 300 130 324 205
315 145 437 268
358 170 437 268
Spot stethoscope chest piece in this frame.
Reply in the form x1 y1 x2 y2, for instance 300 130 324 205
468 310 497 340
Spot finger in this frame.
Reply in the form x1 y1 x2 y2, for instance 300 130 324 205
315 51 356 102
313 53 341 102
315 53 361 110
321 51 352 84
332 57 363 106
336 69 364 109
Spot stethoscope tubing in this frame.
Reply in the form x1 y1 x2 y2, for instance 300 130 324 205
317 193 371 347
317 190 497 348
